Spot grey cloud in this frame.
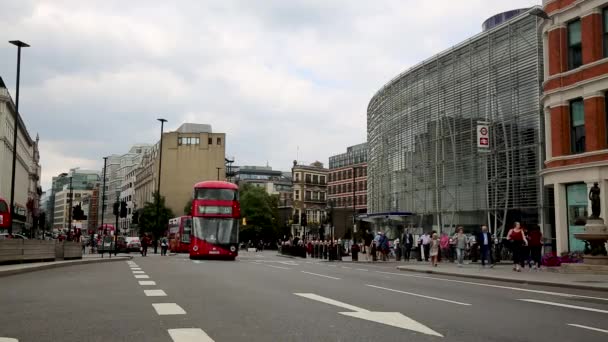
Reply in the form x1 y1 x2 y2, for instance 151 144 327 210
0 0 540 189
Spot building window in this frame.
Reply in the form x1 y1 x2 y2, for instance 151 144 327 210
178 137 182 145
294 190 300 200
305 174 311 183
604 8 608 57
320 176 325 184
570 98 585 154
208 137 212 145
217 137 221 145
320 192 325 201
313 175 318 184
568 19 582 70
305 191 311 201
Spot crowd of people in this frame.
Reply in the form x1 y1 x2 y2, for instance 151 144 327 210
278 222 545 270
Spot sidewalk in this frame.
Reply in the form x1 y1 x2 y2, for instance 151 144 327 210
0 254 132 278
396 262 608 292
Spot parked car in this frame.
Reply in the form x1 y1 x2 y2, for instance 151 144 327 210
0 233 28 240
125 237 141 253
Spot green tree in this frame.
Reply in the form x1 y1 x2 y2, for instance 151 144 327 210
184 198 193 215
139 192 174 240
239 183 279 243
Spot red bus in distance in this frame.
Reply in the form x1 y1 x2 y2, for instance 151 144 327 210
168 216 192 253
189 181 240 260
0 197 10 231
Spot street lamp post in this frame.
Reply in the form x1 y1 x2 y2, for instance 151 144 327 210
68 176 73 233
216 167 222 181
7 40 29 235
156 118 167 253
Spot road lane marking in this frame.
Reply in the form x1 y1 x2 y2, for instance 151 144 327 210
355 268 369 271
342 266 352 269
367 285 472 306
152 303 186 315
132 270 145 274
301 271 340 280
327 265 337 267
192 260 205 264
568 324 608 334
519 299 608 314
0 338 18 342
294 293 442 337
266 265 291 270
144 290 167 297
168 328 215 342
295 293 368 312
130 267 142 270
139 281 156 286
134 275 150 279
376 271 608 301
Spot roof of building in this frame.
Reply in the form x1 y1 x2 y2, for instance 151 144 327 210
0 76 35 146
176 123 213 133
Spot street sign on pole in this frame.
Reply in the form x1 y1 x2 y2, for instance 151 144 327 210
477 121 490 151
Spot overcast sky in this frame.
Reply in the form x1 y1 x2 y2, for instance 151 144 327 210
0 0 539 190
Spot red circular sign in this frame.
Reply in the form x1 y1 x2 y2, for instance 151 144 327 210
480 127 488 135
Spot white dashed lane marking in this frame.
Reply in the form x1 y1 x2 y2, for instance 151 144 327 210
568 324 608 334
519 299 608 314
139 281 156 286
152 303 187 315
144 290 167 297
130 267 142 270
0 338 19 342
135 275 150 279
301 271 340 280
266 264 291 270
168 328 215 341
367 284 472 306
132 270 145 274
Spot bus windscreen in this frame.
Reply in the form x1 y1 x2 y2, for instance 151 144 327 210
194 188 238 201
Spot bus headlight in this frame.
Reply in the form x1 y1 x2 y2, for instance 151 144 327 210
193 245 199 252
230 246 236 252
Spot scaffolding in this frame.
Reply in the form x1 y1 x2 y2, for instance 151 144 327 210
367 9 544 236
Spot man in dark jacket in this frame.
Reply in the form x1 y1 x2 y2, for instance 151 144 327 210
476 225 494 267
401 230 414 261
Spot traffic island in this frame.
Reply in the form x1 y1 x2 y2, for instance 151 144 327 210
0 255 132 277
396 263 608 292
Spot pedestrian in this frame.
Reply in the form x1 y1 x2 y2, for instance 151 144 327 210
507 222 528 272
439 233 450 263
371 240 377 262
477 225 494 268
153 238 158 254
379 232 389 261
394 238 401 261
351 240 360 261
364 230 374 261
402 230 413 261
160 235 169 256
430 233 439 267
528 225 543 271
419 232 431 262
80 235 86 255
141 234 150 257
453 227 467 267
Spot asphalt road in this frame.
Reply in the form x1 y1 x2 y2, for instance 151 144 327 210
1 251 607 342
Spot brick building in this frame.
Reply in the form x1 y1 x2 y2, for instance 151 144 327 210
541 0 608 253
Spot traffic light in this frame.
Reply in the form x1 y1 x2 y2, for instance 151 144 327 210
120 201 127 218
301 214 307 227
132 211 139 224
113 202 119 216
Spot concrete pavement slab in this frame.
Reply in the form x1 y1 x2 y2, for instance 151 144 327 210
0 256 132 277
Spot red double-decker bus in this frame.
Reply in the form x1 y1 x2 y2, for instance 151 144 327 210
0 197 11 231
168 216 192 253
189 181 240 260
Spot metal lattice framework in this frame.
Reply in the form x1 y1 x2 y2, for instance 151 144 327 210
367 10 544 236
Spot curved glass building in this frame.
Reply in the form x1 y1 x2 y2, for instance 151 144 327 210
367 8 545 236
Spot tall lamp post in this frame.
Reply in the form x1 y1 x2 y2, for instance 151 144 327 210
8 40 29 235
156 118 167 252
216 167 222 181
